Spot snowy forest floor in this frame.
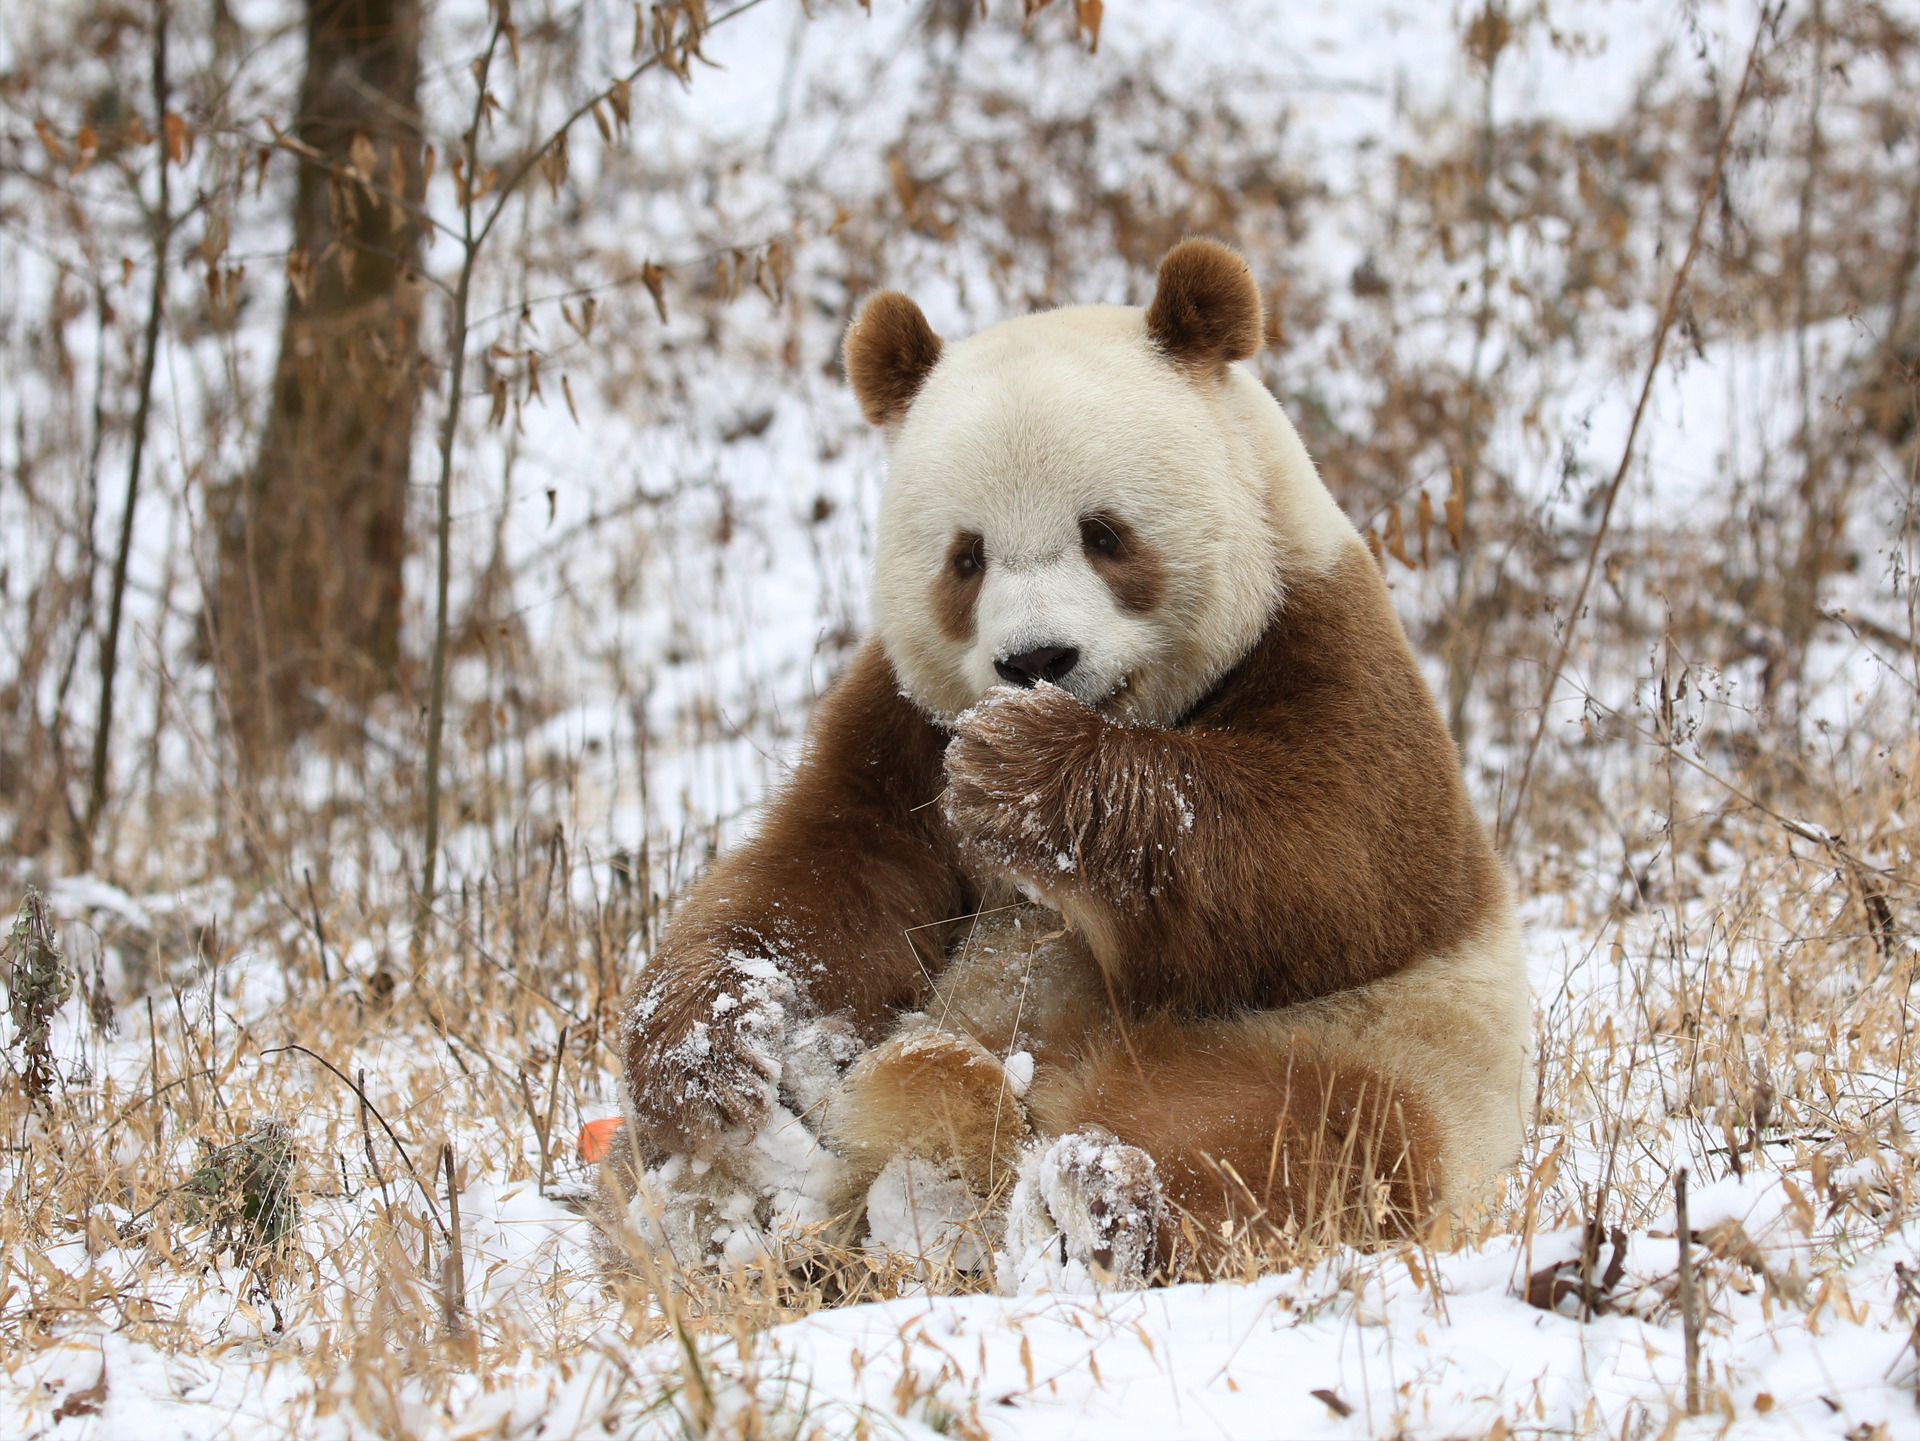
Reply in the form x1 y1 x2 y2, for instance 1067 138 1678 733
4 0 1920 1436
3 767 1919 1440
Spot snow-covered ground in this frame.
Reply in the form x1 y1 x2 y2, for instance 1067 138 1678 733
4 0 1919 1437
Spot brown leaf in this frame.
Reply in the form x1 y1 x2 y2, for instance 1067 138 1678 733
1384 503 1413 568
540 133 570 198
609 78 632 131
1310 1389 1352 1419
1365 526 1384 570
1780 1177 1815 1235
641 261 668 323
590 100 612 143
54 1368 105 1420
162 111 189 165
285 247 313 307
1444 465 1466 550
1075 0 1104 51
33 119 66 166
1415 489 1435 566
562 373 580 425
73 125 98 176
488 374 510 428
1700 1218 1767 1273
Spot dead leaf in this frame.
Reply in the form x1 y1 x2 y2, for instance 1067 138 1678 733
541 133 569 198
1385 503 1413 568
1445 465 1466 549
33 119 66 166
641 261 668 323
162 111 189 165
1075 0 1104 51
1310 1388 1353 1418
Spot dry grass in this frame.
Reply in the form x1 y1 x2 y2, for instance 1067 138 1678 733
3 1 1920 1434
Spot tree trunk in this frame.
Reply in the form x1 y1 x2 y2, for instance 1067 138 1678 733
212 0 423 758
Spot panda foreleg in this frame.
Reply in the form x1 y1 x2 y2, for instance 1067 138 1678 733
618 641 967 1159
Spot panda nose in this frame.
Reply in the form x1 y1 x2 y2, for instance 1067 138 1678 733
995 645 1080 687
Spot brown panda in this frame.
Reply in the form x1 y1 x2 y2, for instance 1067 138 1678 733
612 239 1530 1286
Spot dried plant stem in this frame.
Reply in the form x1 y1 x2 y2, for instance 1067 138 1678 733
1499 7 1777 845
414 0 777 957
303 867 332 985
442 1142 466 1332
540 1024 567 1193
87 0 173 851
416 14 506 966
1676 1166 1700 1415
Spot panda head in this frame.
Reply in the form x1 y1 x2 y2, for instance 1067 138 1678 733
847 239 1353 729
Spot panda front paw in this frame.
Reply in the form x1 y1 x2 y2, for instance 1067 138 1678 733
942 682 1102 879
620 952 796 1157
999 1127 1166 1293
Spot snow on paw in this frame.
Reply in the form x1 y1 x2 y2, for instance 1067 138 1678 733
621 951 796 1156
999 1127 1165 1294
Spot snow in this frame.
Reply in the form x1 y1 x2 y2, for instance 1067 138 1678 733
5 0 1919 1436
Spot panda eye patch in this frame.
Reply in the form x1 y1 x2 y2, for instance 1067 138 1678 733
1079 511 1166 614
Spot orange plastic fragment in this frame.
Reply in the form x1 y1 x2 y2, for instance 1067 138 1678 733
577 1117 624 1163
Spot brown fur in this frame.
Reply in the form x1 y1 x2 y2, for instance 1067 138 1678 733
1029 1023 1441 1257
932 531 985 642
1144 239 1264 376
845 291 944 425
622 543 1495 1179
620 640 968 1154
1081 512 1167 614
834 920 1441 1255
828 1030 1030 1199
941 543 1501 1016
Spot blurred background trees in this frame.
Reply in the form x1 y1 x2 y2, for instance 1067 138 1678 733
209 0 425 761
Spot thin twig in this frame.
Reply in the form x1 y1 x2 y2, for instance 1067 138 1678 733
1676 1166 1700 1414
259 1044 448 1240
442 1142 466 1332
87 0 174 848
1499 7 1779 845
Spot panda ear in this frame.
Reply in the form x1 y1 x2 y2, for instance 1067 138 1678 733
1145 239 1264 376
844 291 944 426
